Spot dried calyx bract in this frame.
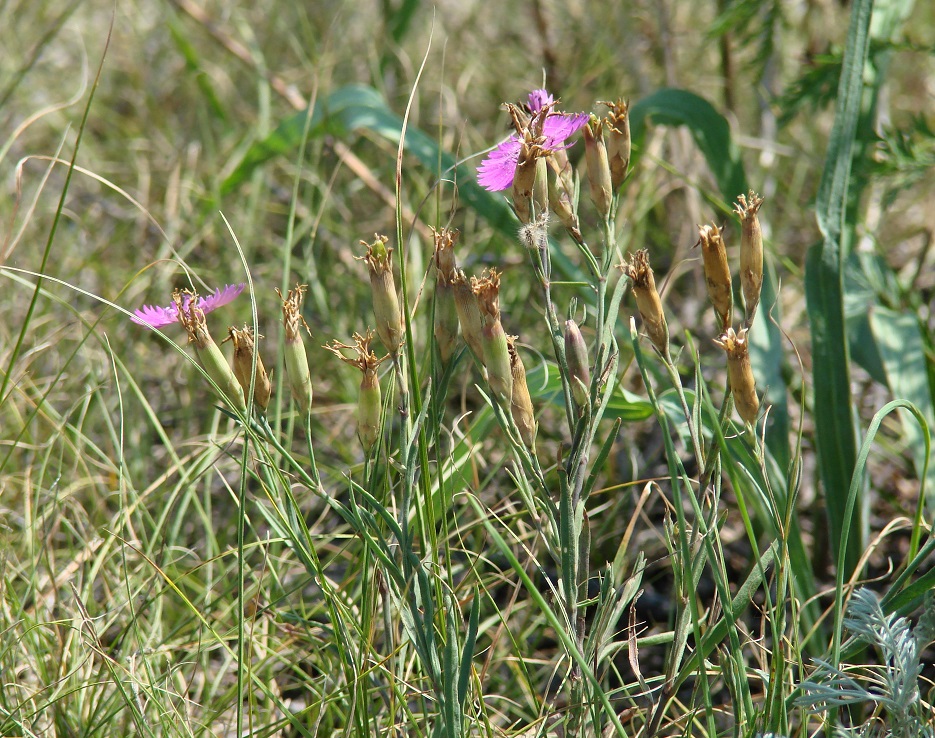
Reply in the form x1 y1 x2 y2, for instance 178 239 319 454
225 325 271 411
714 326 759 426
324 330 389 451
432 228 461 365
508 336 536 449
277 284 314 415
734 191 765 326
358 234 403 356
697 223 732 331
621 250 669 355
472 268 512 403
174 289 246 412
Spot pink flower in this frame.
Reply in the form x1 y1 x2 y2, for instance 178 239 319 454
132 283 245 329
477 89 589 192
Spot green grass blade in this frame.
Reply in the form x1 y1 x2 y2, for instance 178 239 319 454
804 0 873 579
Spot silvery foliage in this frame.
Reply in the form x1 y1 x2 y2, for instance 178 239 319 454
796 588 935 738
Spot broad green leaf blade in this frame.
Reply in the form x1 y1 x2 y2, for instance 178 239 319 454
221 84 517 233
804 0 873 579
868 306 935 509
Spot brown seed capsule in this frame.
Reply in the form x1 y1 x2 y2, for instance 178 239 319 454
432 228 461 365
583 116 613 221
714 326 759 425
174 290 247 412
472 269 512 403
323 330 389 451
508 336 536 449
564 318 591 410
225 325 272 410
697 223 733 331
277 284 314 415
734 191 765 325
621 250 669 355
452 269 486 365
358 235 403 356
602 98 631 190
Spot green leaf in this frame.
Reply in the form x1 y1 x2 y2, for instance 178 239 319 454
869 306 935 508
804 0 873 579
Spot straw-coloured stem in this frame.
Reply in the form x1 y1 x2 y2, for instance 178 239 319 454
697 223 732 330
734 191 765 325
621 250 669 354
714 326 759 425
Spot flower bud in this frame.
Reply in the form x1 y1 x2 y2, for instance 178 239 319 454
697 223 732 331
548 166 582 244
277 284 314 415
602 98 631 190
734 191 765 325
432 228 461 365
324 330 389 451
564 318 591 410
452 270 486 365
226 325 271 411
583 116 613 221
472 269 512 403
359 235 403 355
621 250 669 354
508 336 536 448
174 290 246 412
714 327 759 425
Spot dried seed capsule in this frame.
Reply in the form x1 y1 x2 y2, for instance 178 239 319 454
226 325 271 410
358 235 403 356
324 330 389 451
508 336 536 449
452 269 486 365
697 223 732 331
622 250 669 355
548 165 582 244
472 269 512 403
583 116 612 221
174 290 246 412
564 318 591 410
714 327 759 425
277 284 314 415
432 228 461 365
602 98 631 190
734 191 765 325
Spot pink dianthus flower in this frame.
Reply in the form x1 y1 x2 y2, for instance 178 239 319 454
132 283 245 329
476 89 588 192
